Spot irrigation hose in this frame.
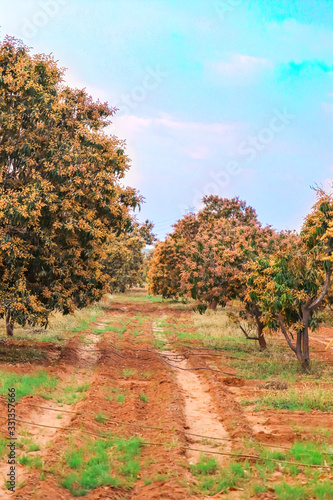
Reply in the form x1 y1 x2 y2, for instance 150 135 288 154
0 416 330 470
4 405 333 456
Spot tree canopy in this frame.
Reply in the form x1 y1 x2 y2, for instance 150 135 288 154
0 36 141 333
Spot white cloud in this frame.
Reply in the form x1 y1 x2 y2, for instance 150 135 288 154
111 113 243 161
208 54 273 81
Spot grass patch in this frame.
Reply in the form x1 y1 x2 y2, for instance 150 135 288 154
60 436 143 495
95 412 108 424
48 382 90 405
189 456 252 496
0 345 47 364
0 370 57 400
233 357 330 381
0 435 7 458
255 386 333 412
312 481 333 499
19 454 43 469
92 325 127 334
274 482 307 500
139 393 148 403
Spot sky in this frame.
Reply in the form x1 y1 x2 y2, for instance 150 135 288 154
1 0 333 239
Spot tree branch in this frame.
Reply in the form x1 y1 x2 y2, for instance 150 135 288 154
275 313 297 353
239 324 259 341
309 270 332 312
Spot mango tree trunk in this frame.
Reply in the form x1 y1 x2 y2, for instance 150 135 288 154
6 311 13 336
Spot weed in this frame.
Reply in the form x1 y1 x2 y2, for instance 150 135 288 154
190 456 252 496
0 371 57 400
50 382 90 405
61 436 142 495
139 393 148 403
28 443 40 452
256 386 333 412
190 456 218 475
312 481 333 499
0 435 7 458
274 482 307 500
122 368 134 378
19 454 43 469
66 449 84 469
116 395 125 403
290 442 328 466
95 412 108 424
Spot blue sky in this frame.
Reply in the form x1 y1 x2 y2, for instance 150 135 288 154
1 0 333 239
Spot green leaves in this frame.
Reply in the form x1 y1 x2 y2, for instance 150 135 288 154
0 37 141 329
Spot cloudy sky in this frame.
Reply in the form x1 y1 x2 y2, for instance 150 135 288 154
1 0 333 238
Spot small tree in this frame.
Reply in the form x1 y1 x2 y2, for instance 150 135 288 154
104 220 155 292
249 190 333 368
180 203 285 349
147 213 199 298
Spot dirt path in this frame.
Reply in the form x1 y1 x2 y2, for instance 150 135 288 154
152 320 231 465
0 327 103 499
3 291 333 499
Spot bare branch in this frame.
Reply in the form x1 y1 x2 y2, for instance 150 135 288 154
275 313 297 353
239 324 259 341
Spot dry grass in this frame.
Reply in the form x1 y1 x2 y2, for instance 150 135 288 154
255 384 333 412
0 302 106 343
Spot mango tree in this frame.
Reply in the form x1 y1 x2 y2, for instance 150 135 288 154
248 190 333 368
0 37 140 334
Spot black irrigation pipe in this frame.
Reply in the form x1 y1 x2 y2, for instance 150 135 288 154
109 342 184 360
1 415 332 465
142 442 332 469
72 343 241 377
105 346 239 376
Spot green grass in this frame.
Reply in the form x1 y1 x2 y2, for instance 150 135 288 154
134 315 147 325
255 386 333 412
232 357 330 381
312 481 333 499
95 412 108 424
47 382 90 405
139 393 148 403
72 320 91 332
28 443 40 452
274 482 307 500
19 454 43 469
92 325 127 334
153 338 166 350
61 436 143 496
116 394 125 403
189 456 252 496
0 435 7 458
290 442 328 466
0 370 57 400
122 368 134 378
66 449 84 469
